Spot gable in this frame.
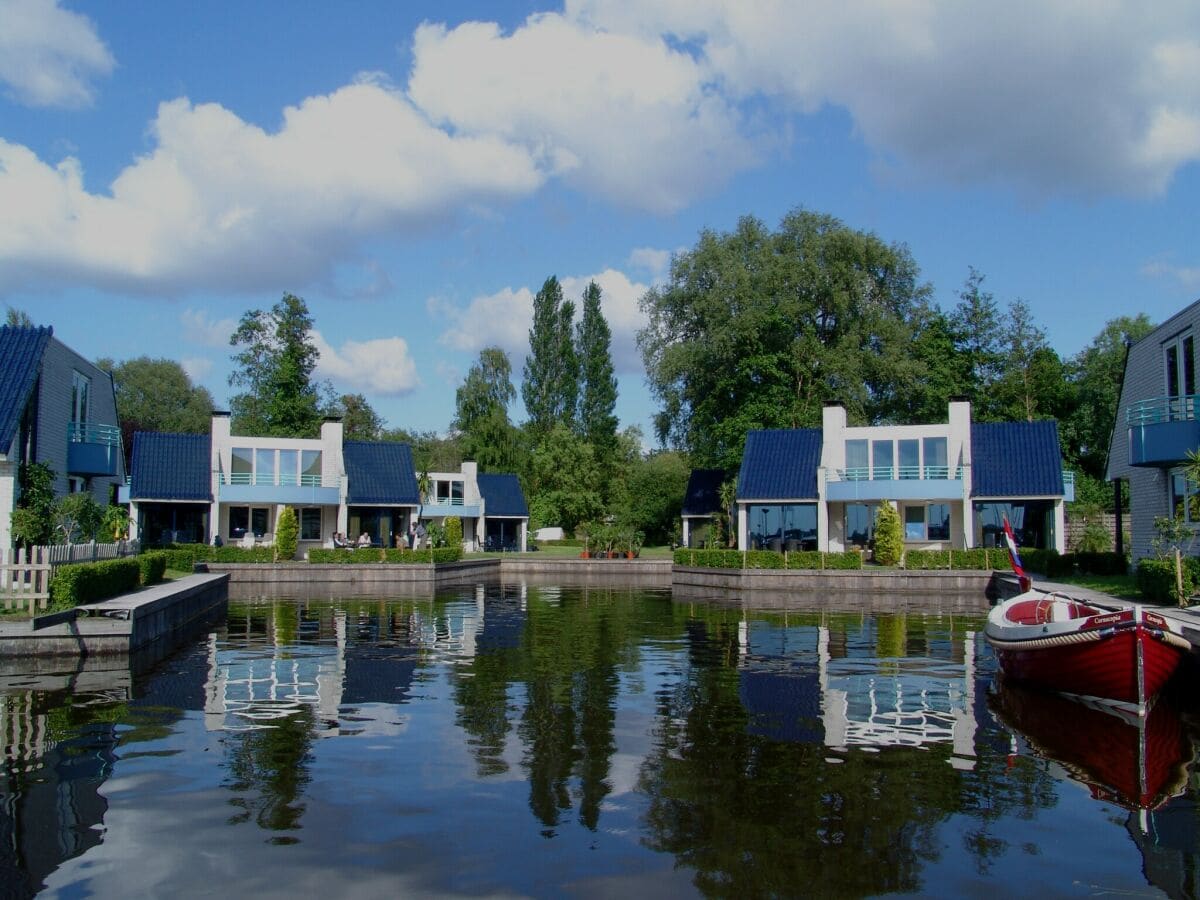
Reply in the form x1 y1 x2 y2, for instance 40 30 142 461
971 421 1064 497
0 325 51 456
478 473 528 517
130 432 212 501
344 441 419 505
736 429 823 500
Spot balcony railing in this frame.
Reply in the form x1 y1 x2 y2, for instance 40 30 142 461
829 465 961 482
68 422 121 446
1127 395 1200 426
222 472 336 488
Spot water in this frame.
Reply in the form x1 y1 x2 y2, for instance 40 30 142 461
2 581 1198 898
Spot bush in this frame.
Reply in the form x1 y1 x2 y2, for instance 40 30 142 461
1074 551 1127 576
445 516 463 550
308 547 463 564
873 504 903 566
1137 557 1194 604
274 507 299 561
138 551 167 586
824 551 864 570
905 549 951 570
785 551 824 569
745 550 785 569
673 549 743 568
49 558 141 609
953 548 991 570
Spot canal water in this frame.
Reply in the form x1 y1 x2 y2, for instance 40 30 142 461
2 581 1198 898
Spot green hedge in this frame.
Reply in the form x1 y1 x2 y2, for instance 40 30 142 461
903 548 1009 570
161 543 293 571
49 558 141 609
673 549 864 570
308 547 463 564
1136 558 1194 604
137 551 167 586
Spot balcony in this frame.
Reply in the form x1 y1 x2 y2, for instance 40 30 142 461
421 496 481 518
67 423 122 477
825 466 964 502
218 471 341 505
1126 396 1200 467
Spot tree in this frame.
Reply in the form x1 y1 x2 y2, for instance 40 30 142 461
576 281 619 454
53 493 103 544
525 423 604 533
950 267 1005 417
522 277 579 434
229 293 326 437
381 428 464 473
96 357 214 466
992 301 1072 423
336 393 383 440
5 307 33 327
274 507 298 561
455 348 521 471
638 209 932 470
873 503 903 565
616 451 691 545
10 462 55 547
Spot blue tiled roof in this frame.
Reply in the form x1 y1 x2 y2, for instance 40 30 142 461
344 441 419 505
130 432 212 501
737 429 823 500
971 421 1064 497
478 473 528 517
0 325 51 455
682 468 726 515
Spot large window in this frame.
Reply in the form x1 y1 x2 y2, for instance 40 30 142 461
923 437 948 477
229 506 269 539
278 450 299 485
872 441 894 480
70 371 90 425
845 503 878 547
1170 472 1200 523
975 501 1055 550
435 479 465 504
898 439 920 479
845 440 869 479
255 448 275 486
748 503 817 551
229 447 325 486
299 507 322 541
904 504 950 541
302 450 322 485
231 448 253 483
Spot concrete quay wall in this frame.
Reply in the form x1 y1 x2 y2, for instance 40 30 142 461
0 573 229 657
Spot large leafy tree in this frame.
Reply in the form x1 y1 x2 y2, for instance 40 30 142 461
96 357 213 465
638 209 932 470
576 281 618 453
336 393 383 440
992 300 1072 423
229 293 326 437
522 277 579 434
525 422 604 533
381 428 464 473
454 347 522 471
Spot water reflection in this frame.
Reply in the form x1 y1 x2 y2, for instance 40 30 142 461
0 584 1197 898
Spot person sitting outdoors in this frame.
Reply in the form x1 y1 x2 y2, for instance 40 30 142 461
357 531 372 548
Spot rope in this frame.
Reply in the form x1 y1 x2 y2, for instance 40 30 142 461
1156 630 1192 652
985 629 1105 651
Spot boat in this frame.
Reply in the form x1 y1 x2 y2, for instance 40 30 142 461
985 590 1189 714
990 681 1191 813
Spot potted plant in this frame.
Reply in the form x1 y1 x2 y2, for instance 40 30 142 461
578 522 592 559
625 528 644 559
600 524 619 558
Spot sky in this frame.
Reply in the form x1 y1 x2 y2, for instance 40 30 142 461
2 1 1200 443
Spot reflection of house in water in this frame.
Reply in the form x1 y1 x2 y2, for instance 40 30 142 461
1127 802 1200 897
203 588 527 733
733 618 978 768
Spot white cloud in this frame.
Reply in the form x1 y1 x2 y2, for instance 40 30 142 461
0 0 114 108
180 356 213 383
568 0 1200 197
627 247 672 281
436 268 649 373
313 330 419 396
181 309 237 348
1142 258 1200 290
0 81 543 295
408 14 757 213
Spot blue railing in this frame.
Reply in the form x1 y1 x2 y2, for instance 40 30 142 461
68 422 121 445
222 472 335 488
1127 395 1200 426
831 465 960 482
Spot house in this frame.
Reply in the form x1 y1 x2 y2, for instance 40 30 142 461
125 413 528 554
0 325 125 547
680 468 726 547
733 399 1071 553
1107 299 1200 561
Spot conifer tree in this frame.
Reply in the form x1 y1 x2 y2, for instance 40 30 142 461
576 281 618 452
522 276 579 433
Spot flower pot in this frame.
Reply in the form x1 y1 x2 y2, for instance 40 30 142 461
580 551 590 559
626 551 635 559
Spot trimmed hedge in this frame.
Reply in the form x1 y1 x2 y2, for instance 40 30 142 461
1136 558 1194 604
904 548 1011 570
49 557 141 609
161 543 288 571
308 547 463 565
672 549 864 570
138 551 167 586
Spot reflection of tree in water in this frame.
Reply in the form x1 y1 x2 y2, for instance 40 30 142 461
223 704 317 840
637 611 1059 896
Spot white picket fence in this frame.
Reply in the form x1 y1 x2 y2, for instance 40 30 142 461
0 541 140 613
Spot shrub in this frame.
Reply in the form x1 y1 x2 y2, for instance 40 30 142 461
1137 557 1194 604
905 549 951 570
952 548 991 570
49 558 141 610
745 550 784 569
1074 551 1127 576
673 549 743 569
274 507 299 561
873 504 903 566
138 551 167 586
308 547 463 564
445 516 463 550
785 551 824 570
824 551 864 570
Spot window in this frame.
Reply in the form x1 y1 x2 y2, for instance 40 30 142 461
975 501 1056 550
845 439 868 479
255 448 276 486
923 437 948 478
1171 472 1200 523
301 450 322 485
299 507 322 541
898 440 919 479
231 448 253 484
1164 332 1196 418
748 503 817 550
846 503 877 547
278 449 299 485
904 504 950 541
229 506 269 538
872 441 894 480
70 371 90 426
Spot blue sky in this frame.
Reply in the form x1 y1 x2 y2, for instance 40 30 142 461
2 1 1200 441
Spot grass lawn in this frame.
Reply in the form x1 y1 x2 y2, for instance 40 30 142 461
1050 573 1140 601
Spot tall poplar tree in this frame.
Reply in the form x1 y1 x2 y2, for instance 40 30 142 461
229 293 325 437
522 276 579 433
576 281 618 452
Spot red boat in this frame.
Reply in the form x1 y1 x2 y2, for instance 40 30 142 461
990 681 1191 812
984 590 1190 714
